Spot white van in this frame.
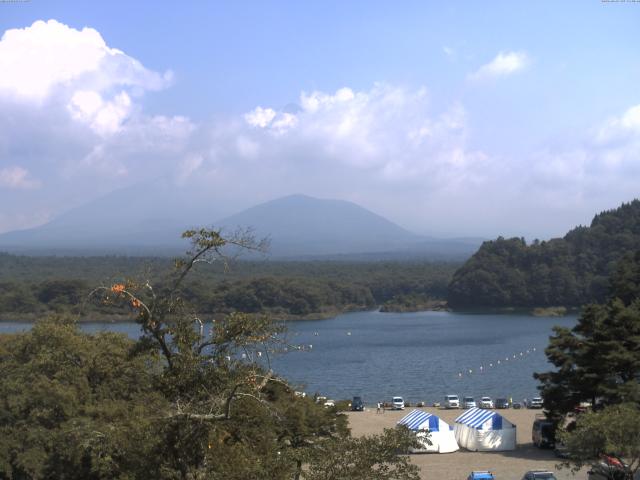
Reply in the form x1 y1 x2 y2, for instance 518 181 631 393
444 394 460 409
392 396 405 410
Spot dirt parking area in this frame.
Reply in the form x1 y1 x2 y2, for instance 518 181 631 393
346 407 587 480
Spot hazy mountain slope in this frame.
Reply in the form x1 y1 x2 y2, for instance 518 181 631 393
0 179 227 254
448 199 640 308
0 189 481 259
217 194 421 256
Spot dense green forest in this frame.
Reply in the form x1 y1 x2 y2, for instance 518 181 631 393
0 230 421 479
448 200 640 308
0 254 457 320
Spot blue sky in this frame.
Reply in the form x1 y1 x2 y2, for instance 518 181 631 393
0 1 639 238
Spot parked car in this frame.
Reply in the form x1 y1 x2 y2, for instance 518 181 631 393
521 470 557 479
532 416 555 448
479 396 494 409
495 397 509 409
444 394 460 409
351 396 364 411
463 396 477 409
323 399 335 407
512 401 522 409
467 471 495 480
587 455 630 480
392 396 405 410
529 397 544 409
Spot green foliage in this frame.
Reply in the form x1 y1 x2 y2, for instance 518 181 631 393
558 403 640 479
449 200 640 307
302 427 420 480
534 250 640 418
0 255 458 319
0 316 165 479
0 229 420 479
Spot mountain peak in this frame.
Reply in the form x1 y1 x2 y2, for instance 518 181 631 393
217 194 418 256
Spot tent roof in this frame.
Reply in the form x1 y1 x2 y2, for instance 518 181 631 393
455 408 506 429
397 409 443 431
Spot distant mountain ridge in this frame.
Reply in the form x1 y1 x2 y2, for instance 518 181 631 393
0 179 227 254
0 189 481 259
217 194 420 256
448 199 640 308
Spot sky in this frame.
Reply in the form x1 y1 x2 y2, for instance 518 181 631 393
0 0 639 239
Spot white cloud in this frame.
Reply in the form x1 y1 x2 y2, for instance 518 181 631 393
469 51 529 80
0 19 192 232
0 19 172 138
596 104 640 143
0 19 637 240
186 83 496 226
0 19 170 101
0 166 41 189
523 102 640 235
244 106 276 128
68 90 132 135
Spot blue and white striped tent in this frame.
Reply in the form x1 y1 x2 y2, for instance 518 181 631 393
397 410 459 453
454 407 516 451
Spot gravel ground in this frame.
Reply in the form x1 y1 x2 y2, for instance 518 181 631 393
346 407 588 480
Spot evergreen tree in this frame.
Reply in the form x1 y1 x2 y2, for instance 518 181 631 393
534 251 640 419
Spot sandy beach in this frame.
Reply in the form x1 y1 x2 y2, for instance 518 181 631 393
346 407 587 480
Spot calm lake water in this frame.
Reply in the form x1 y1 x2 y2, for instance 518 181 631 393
1 310 576 405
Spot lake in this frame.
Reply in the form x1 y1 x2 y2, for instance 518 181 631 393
0 310 576 405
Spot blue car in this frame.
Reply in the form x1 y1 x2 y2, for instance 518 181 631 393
467 471 495 480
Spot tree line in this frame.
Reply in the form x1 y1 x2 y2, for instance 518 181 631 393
0 256 457 319
448 200 640 308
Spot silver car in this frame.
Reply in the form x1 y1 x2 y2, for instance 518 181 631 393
463 396 477 409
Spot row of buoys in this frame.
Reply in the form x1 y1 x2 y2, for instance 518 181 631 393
456 347 538 378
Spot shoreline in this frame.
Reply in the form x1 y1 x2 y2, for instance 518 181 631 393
0 303 580 323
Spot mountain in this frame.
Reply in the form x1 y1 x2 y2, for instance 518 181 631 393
448 199 640 308
0 190 481 259
216 194 421 257
0 179 229 255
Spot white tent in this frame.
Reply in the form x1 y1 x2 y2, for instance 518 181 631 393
397 409 459 453
454 407 516 451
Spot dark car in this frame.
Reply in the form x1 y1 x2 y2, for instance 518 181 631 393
521 471 557 480
532 417 555 448
351 396 365 411
495 398 510 409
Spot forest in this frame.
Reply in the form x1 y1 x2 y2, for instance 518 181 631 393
0 229 421 480
448 200 640 308
0 254 457 320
